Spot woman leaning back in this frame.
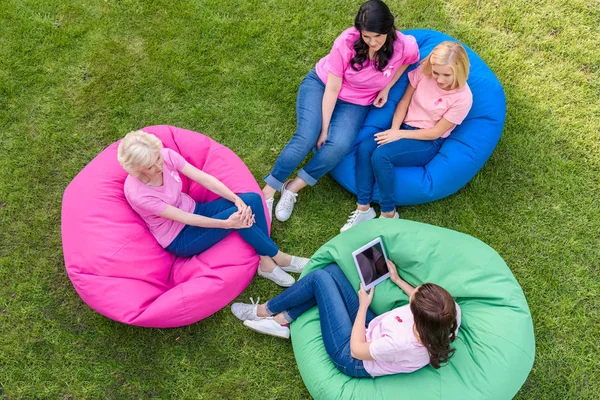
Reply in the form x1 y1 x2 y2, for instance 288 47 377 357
117 130 309 287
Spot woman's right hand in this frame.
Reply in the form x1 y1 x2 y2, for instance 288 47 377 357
386 259 401 284
226 210 254 229
316 131 328 149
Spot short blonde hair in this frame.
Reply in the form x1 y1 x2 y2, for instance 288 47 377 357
117 130 163 173
420 41 470 90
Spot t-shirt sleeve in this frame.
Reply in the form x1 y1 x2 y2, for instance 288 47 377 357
408 65 424 89
327 32 355 78
163 148 187 171
443 90 473 125
369 335 403 362
399 34 420 65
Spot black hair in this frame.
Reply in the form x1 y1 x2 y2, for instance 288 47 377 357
351 0 398 72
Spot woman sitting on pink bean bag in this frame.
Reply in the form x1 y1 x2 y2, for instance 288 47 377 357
117 130 309 287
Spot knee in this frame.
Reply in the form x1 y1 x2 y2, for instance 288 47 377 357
371 146 392 167
357 138 376 157
238 192 263 208
322 263 342 275
308 268 331 283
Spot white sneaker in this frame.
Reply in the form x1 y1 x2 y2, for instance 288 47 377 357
275 181 298 222
379 211 399 219
243 318 290 339
257 266 295 287
265 197 274 222
340 207 376 232
280 256 310 273
231 297 263 321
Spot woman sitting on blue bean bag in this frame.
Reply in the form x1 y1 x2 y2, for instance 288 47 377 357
341 42 473 232
261 0 419 223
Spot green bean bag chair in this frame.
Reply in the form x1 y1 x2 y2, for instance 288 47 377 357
291 219 535 400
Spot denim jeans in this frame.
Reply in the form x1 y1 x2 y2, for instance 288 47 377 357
264 70 370 190
356 123 444 212
266 264 376 378
165 192 278 258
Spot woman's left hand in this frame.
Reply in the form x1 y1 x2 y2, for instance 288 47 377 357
234 197 255 225
375 129 404 145
358 283 374 308
373 89 389 108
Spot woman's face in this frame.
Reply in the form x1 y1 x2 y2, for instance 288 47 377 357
143 153 164 177
431 64 455 90
361 30 388 52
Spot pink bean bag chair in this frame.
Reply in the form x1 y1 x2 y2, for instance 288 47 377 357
61 125 267 328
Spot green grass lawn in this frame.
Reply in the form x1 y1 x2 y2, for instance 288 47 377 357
1 0 599 398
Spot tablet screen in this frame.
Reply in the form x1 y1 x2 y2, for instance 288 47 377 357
352 238 389 290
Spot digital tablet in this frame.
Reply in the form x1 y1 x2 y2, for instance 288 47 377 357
351 237 390 290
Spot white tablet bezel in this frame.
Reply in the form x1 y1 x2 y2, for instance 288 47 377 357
351 237 390 291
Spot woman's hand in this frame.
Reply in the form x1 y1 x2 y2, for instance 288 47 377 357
234 197 253 222
226 210 254 229
375 129 404 145
316 131 328 150
386 259 401 284
358 283 374 309
373 89 389 108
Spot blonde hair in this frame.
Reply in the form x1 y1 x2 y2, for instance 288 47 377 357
420 41 470 90
117 130 163 173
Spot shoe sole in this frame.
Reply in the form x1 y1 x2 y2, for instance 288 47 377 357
279 266 303 273
257 271 295 287
243 321 290 339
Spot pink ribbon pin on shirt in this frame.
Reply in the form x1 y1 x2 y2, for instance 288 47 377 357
383 66 394 78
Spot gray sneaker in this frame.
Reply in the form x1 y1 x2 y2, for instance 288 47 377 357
379 211 399 219
265 197 274 222
275 181 298 222
280 256 310 273
340 207 376 232
257 266 295 287
231 297 262 321
243 318 290 339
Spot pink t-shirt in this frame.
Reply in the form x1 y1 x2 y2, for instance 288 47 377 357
124 148 196 248
315 28 420 106
404 65 473 138
363 303 462 377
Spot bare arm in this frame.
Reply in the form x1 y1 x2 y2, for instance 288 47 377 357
386 260 416 297
159 204 243 229
317 72 343 149
350 284 375 360
375 117 455 145
390 84 416 129
180 163 238 203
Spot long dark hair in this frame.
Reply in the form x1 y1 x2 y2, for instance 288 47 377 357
351 0 397 72
410 283 458 369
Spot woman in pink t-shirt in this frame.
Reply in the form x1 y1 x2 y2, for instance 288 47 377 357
262 0 420 223
341 42 473 232
118 130 309 287
231 260 460 378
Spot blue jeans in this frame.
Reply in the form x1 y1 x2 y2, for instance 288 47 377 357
356 124 444 212
266 264 376 378
165 192 278 258
264 70 370 190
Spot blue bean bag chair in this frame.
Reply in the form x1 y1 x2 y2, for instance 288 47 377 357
329 29 506 205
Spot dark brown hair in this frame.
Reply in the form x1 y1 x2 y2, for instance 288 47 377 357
410 283 458 369
351 0 397 72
